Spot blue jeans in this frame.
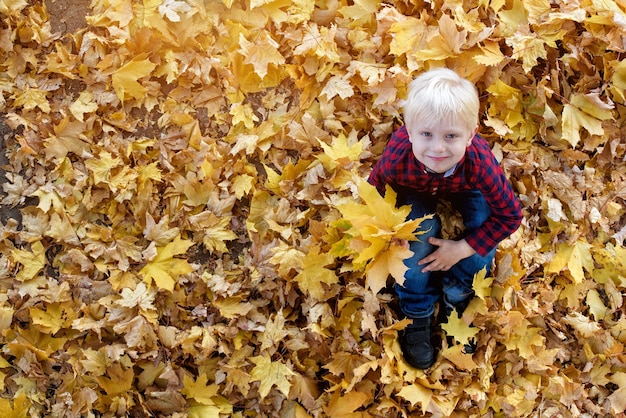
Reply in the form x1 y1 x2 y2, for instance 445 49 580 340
396 190 496 319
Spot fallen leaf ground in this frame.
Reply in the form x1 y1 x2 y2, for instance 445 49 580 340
1 0 626 417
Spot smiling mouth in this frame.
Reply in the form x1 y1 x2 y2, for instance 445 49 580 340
428 156 448 161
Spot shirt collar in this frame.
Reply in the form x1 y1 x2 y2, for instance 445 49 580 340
424 164 457 177
442 164 458 177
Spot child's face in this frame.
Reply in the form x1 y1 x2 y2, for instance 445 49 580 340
407 115 477 174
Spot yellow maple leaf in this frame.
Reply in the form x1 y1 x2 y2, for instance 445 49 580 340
323 389 369 417
514 326 545 359
323 352 367 381
158 0 191 22
46 212 80 245
69 90 98 122
562 312 602 338
338 0 379 26
269 242 305 276
230 133 260 155
231 173 255 199
188 405 222 418
143 214 179 246
239 31 285 79
230 103 259 129
85 151 121 185
0 393 29 418
137 160 162 184
108 164 137 197
495 250 525 293
249 353 294 398
132 0 163 29
0 0 29 15
441 344 478 370
95 362 134 396
181 373 219 405
112 55 156 101
507 32 552 73
7 326 67 361
474 40 506 66
415 14 466 61
546 240 594 283
293 22 340 62
113 315 158 348
11 240 46 282
0 304 13 332
246 189 279 238
365 243 412 292
592 243 626 290
441 310 479 345
608 372 626 414
349 60 386 85
486 79 524 132
212 296 254 319
472 267 492 301
561 93 614 147
118 282 156 312
293 246 337 300
525 347 560 373
260 310 288 351
12 87 50 113
188 212 237 253
225 53 265 96
30 302 76 334
452 4 487 31
396 383 432 414
87 0 133 26
140 236 194 291
389 15 427 56
335 179 428 272
497 0 527 36
31 184 63 213
321 74 355 100
79 348 109 376
44 40 77 78
611 59 626 101
317 133 364 171
44 116 91 161
586 288 609 321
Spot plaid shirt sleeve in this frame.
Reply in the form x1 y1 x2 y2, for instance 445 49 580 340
368 127 414 195
464 138 523 256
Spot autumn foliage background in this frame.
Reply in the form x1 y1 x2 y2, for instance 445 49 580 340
1 0 626 416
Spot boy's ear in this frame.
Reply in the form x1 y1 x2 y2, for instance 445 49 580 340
467 126 478 146
406 127 415 143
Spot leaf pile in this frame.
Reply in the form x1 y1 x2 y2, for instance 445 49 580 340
1 0 626 416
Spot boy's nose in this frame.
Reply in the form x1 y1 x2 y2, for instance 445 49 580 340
432 137 446 152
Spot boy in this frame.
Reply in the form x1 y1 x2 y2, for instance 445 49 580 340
368 68 523 369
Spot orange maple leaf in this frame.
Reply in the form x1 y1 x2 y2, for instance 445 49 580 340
323 389 369 417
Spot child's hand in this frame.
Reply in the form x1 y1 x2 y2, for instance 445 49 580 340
418 238 476 272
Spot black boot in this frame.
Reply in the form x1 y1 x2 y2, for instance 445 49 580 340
400 316 436 369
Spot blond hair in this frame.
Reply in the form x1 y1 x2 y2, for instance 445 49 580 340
402 68 479 131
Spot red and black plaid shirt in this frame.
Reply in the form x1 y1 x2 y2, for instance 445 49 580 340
368 125 523 256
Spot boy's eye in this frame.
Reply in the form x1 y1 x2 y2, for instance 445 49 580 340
421 132 432 137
